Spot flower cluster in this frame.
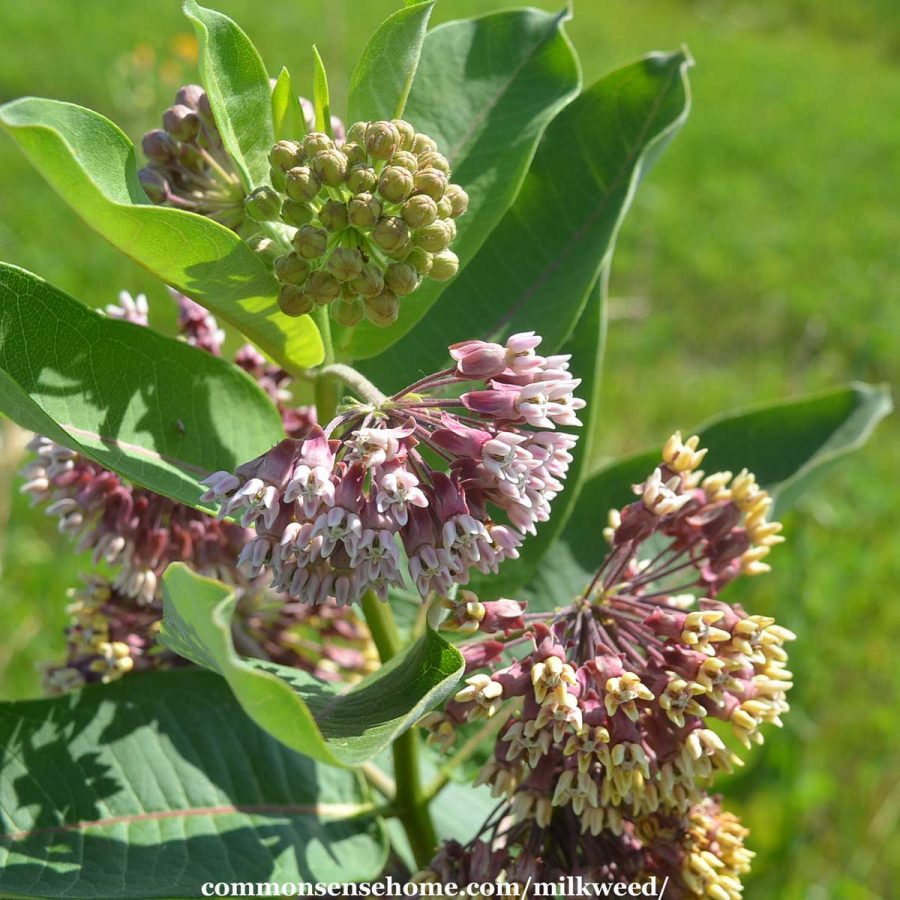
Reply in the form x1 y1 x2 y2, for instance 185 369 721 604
44 578 186 693
418 433 792 896
23 289 371 690
139 84 246 229
415 795 753 900
201 332 583 607
263 119 468 326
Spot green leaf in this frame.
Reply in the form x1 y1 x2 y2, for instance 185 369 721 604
160 564 465 767
0 671 389 897
272 67 306 141
0 97 323 371
0 264 285 510
312 46 332 138
183 0 274 188
362 51 693 392
335 7 581 360
520 383 893 609
347 1 435 123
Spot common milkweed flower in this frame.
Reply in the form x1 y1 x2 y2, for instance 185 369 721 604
417 433 791 897
201 331 584 607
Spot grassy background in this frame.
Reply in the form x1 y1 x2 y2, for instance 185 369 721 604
0 1 898 896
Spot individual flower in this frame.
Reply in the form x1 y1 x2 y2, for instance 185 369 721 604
417 433 791 894
201 331 582 607
104 290 149 326
266 118 468 326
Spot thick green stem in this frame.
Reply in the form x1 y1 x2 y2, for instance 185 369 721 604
312 306 340 421
361 592 438 870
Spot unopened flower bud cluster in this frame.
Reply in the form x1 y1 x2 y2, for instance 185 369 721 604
261 118 468 327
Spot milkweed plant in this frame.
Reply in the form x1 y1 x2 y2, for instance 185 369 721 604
0 2 890 898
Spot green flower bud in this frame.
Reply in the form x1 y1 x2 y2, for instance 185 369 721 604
391 119 416 151
364 120 401 160
332 295 365 327
372 216 410 253
413 219 452 253
327 247 364 282
417 150 450 175
406 246 433 277
347 164 377 194
444 183 470 218
401 194 438 229
347 192 382 228
274 252 311 285
347 121 368 145
377 165 415 204
430 249 459 281
293 224 329 259
412 133 438 155
278 284 314 317
413 167 447 201
350 263 385 299
244 186 282 222
163 104 201 142
384 262 420 297
364 290 400 327
285 166 320 202
302 131 333 157
281 199 315 227
390 150 419 173
319 199 349 233
246 235 278 261
343 142 368 167
306 270 342 305
269 140 302 172
269 166 287 192
311 148 348 187
436 197 453 219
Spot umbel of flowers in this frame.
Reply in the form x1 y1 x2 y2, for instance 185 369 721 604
139 85 468 330
262 117 468 327
415 433 792 898
21 292 376 692
201 332 583 607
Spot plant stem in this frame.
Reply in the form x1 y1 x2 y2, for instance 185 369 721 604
318 363 386 405
312 306 340 421
361 591 438 870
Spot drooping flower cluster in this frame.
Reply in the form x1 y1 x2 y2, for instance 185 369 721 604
139 84 246 229
418 433 792 896
263 119 468 326
416 795 753 899
201 332 583 607
23 289 372 691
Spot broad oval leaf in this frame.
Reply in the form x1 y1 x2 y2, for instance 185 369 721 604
520 383 892 609
0 97 323 371
346 1 435 123
0 263 285 510
184 0 274 188
160 564 465 767
362 51 693 392
334 7 581 361
0 671 389 897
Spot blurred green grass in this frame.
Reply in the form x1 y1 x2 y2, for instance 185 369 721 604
0 1 897 896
